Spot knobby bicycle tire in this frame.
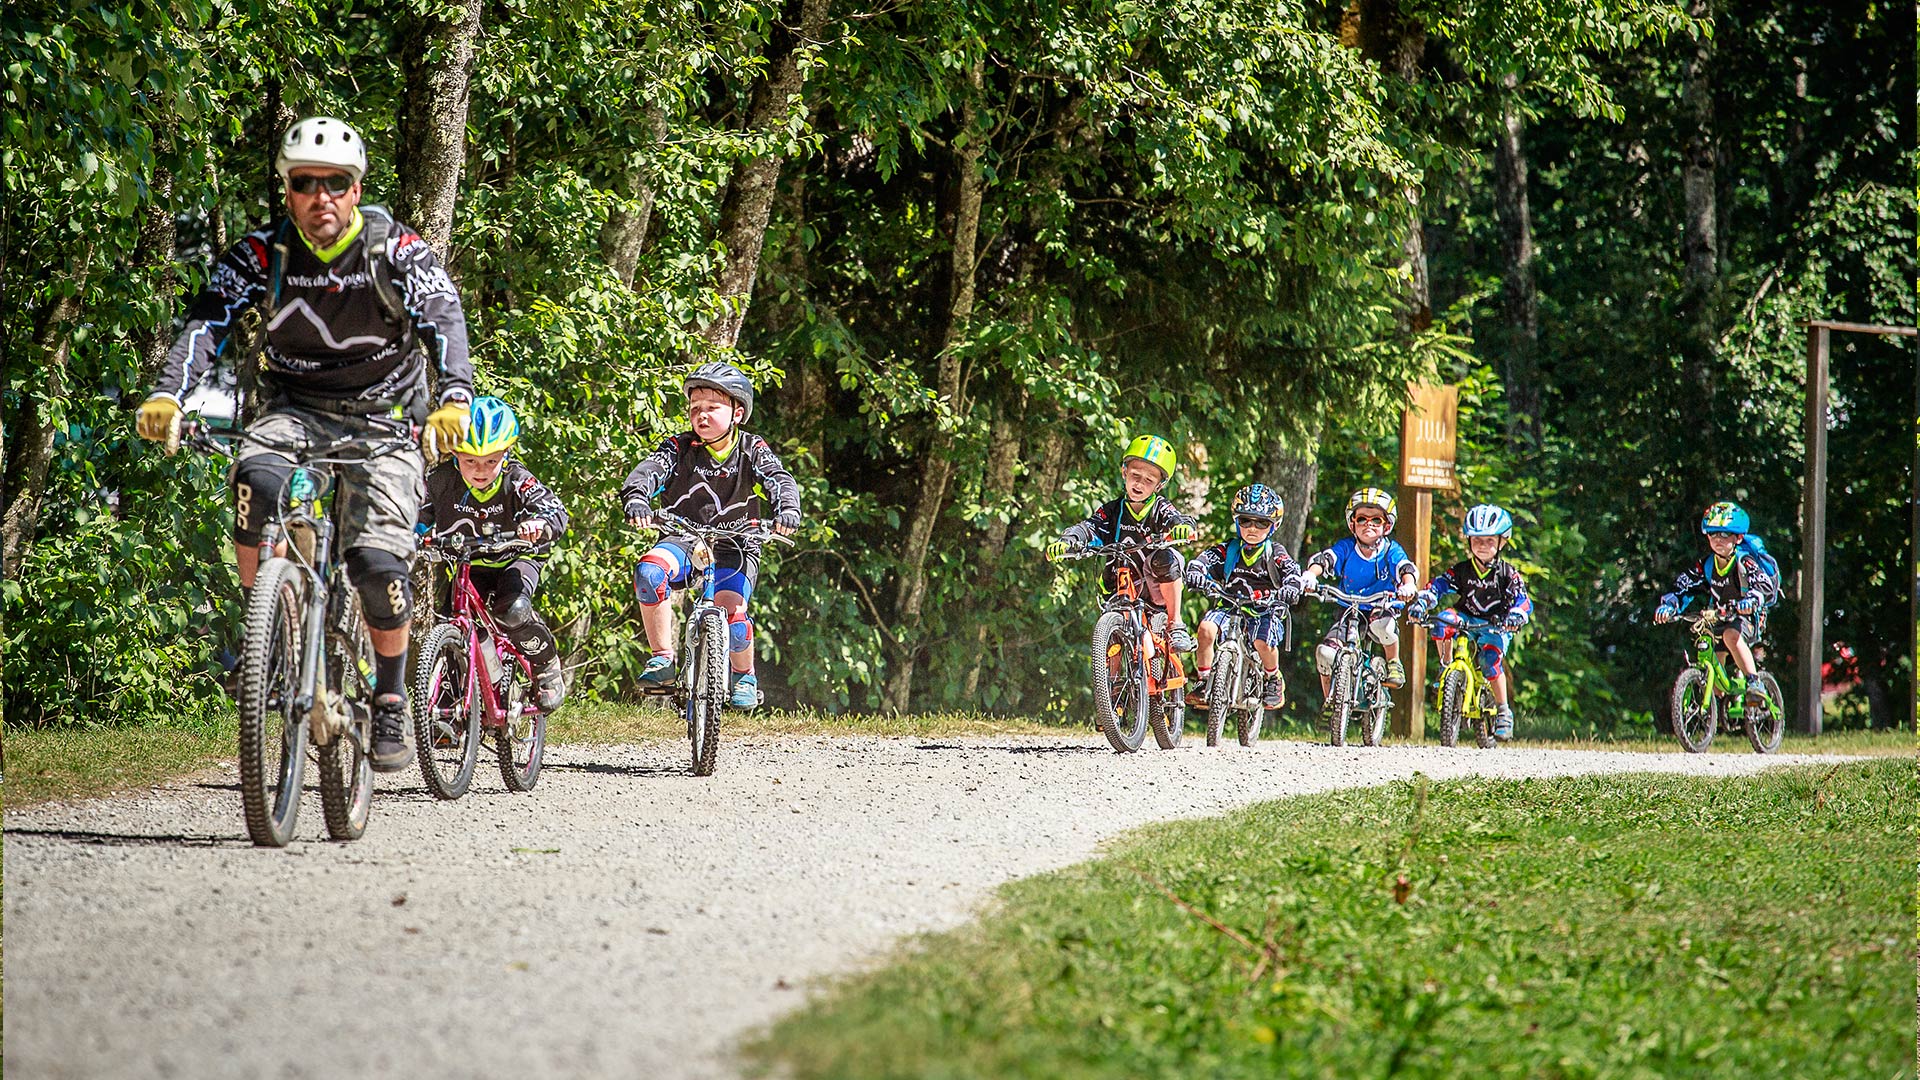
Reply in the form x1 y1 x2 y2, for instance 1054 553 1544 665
413 622 480 799
317 605 375 840
1437 667 1465 748
238 558 309 847
691 610 727 776
1206 646 1238 747
1745 671 1786 754
1091 611 1146 752
1325 651 1356 747
496 656 545 791
1670 666 1717 753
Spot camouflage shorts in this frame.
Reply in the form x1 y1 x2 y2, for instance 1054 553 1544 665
231 405 424 559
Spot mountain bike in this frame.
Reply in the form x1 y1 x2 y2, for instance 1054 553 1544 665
639 511 792 776
412 531 551 798
1410 610 1500 749
170 416 413 846
1668 606 1786 754
1196 584 1287 747
1055 540 1189 753
1310 585 1403 747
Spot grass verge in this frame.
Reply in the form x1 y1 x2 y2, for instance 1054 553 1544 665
748 759 1917 1079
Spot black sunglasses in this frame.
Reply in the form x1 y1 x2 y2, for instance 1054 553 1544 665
1235 516 1274 528
288 173 354 196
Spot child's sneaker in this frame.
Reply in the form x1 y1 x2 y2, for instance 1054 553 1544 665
1493 705 1514 741
1187 671 1211 710
1261 672 1284 709
729 672 762 710
1383 658 1407 688
1743 675 1768 713
1167 621 1195 653
638 653 678 685
535 661 567 711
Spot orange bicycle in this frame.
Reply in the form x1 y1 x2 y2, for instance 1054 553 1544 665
1055 540 1188 752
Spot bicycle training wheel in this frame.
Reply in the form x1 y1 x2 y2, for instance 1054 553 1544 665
1669 667 1718 753
238 557 310 847
413 622 481 800
1091 611 1147 752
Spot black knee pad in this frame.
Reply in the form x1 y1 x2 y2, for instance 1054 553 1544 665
492 593 536 630
345 547 414 630
1148 548 1183 583
231 457 293 542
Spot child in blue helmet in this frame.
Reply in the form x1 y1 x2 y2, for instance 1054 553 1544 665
1045 434 1199 652
417 396 571 709
1184 484 1304 710
1653 501 1779 710
1301 488 1420 693
620 362 802 710
1407 504 1533 740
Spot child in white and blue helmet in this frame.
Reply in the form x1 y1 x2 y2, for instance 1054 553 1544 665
417 396 571 709
1301 488 1420 693
1184 484 1304 710
618 362 802 710
1653 501 1779 710
1044 434 1200 652
1408 504 1533 739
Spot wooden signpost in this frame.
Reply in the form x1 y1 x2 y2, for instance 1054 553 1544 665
1392 384 1458 740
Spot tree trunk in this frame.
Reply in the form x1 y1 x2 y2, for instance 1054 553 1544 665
134 166 180 385
395 0 483 254
259 81 295 210
762 168 828 464
1680 0 1717 379
1492 72 1541 446
600 104 668 287
1342 0 1430 329
962 396 1025 698
699 0 830 351
3 250 92 579
884 56 986 713
1261 410 1323 558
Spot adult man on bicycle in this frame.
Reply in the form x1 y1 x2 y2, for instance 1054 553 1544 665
134 116 475 772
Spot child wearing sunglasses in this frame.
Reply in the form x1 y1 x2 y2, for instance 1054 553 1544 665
1184 484 1304 710
1301 487 1419 695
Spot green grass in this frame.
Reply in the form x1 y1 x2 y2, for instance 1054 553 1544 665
748 759 1918 1080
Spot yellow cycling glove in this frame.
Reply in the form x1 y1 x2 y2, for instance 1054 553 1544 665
423 401 469 455
136 397 181 443
1168 523 1196 542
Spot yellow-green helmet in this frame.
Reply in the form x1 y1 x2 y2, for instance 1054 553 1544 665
454 396 520 456
1122 434 1176 482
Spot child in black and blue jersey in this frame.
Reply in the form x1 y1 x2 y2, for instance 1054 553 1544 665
1407 504 1533 739
1653 500 1780 711
1184 484 1304 709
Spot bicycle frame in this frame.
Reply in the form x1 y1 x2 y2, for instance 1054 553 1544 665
1312 585 1401 744
1430 612 1497 720
1206 596 1284 711
435 543 541 730
1685 611 1754 719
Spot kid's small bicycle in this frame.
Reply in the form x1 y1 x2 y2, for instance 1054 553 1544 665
1055 540 1189 753
1668 606 1786 754
412 530 551 798
641 510 792 776
1195 584 1287 747
1411 609 1500 749
1310 584 1403 747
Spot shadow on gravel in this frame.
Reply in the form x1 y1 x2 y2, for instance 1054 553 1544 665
913 742 1110 755
4 826 247 848
544 760 690 778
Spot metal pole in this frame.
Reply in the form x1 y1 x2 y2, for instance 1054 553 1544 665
1797 325 1828 735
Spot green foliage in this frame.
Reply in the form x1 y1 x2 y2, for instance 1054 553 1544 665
749 760 1917 1078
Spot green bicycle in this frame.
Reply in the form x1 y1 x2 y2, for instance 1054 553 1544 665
1667 606 1786 754
1412 610 1501 749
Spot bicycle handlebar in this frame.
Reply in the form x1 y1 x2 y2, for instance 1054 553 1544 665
1311 584 1405 610
1051 538 1185 561
646 509 795 547
420 532 540 562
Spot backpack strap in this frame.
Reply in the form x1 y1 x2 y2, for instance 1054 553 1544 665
359 205 406 327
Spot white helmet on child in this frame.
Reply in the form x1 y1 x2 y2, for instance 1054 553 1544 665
276 117 369 184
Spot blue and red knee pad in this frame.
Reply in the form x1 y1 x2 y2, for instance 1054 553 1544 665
1430 617 1510 679
635 542 756 658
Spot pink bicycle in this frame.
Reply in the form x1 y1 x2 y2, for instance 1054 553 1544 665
412 531 549 797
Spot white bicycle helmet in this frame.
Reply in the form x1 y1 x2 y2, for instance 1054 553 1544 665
276 117 369 184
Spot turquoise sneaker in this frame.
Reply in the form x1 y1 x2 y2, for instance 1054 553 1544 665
729 673 762 710
638 653 678 685
1492 707 1514 741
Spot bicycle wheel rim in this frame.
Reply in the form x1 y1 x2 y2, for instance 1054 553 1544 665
414 624 479 799
1091 613 1144 752
1670 667 1716 753
1747 672 1786 753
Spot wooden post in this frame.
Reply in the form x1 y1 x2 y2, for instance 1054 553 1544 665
1392 489 1433 738
1798 324 1828 736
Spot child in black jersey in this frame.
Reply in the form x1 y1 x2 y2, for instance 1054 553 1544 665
416 396 570 709
1407 503 1532 739
1653 500 1779 712
619 363 801 710
1184 484 1304 709
1045 434 1199 652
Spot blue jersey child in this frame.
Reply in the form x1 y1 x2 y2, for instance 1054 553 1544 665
1300 488 1419 696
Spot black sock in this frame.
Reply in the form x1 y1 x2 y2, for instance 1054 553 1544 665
375 651 407 698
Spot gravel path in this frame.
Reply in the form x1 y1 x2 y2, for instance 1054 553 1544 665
5 734 1842 1079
